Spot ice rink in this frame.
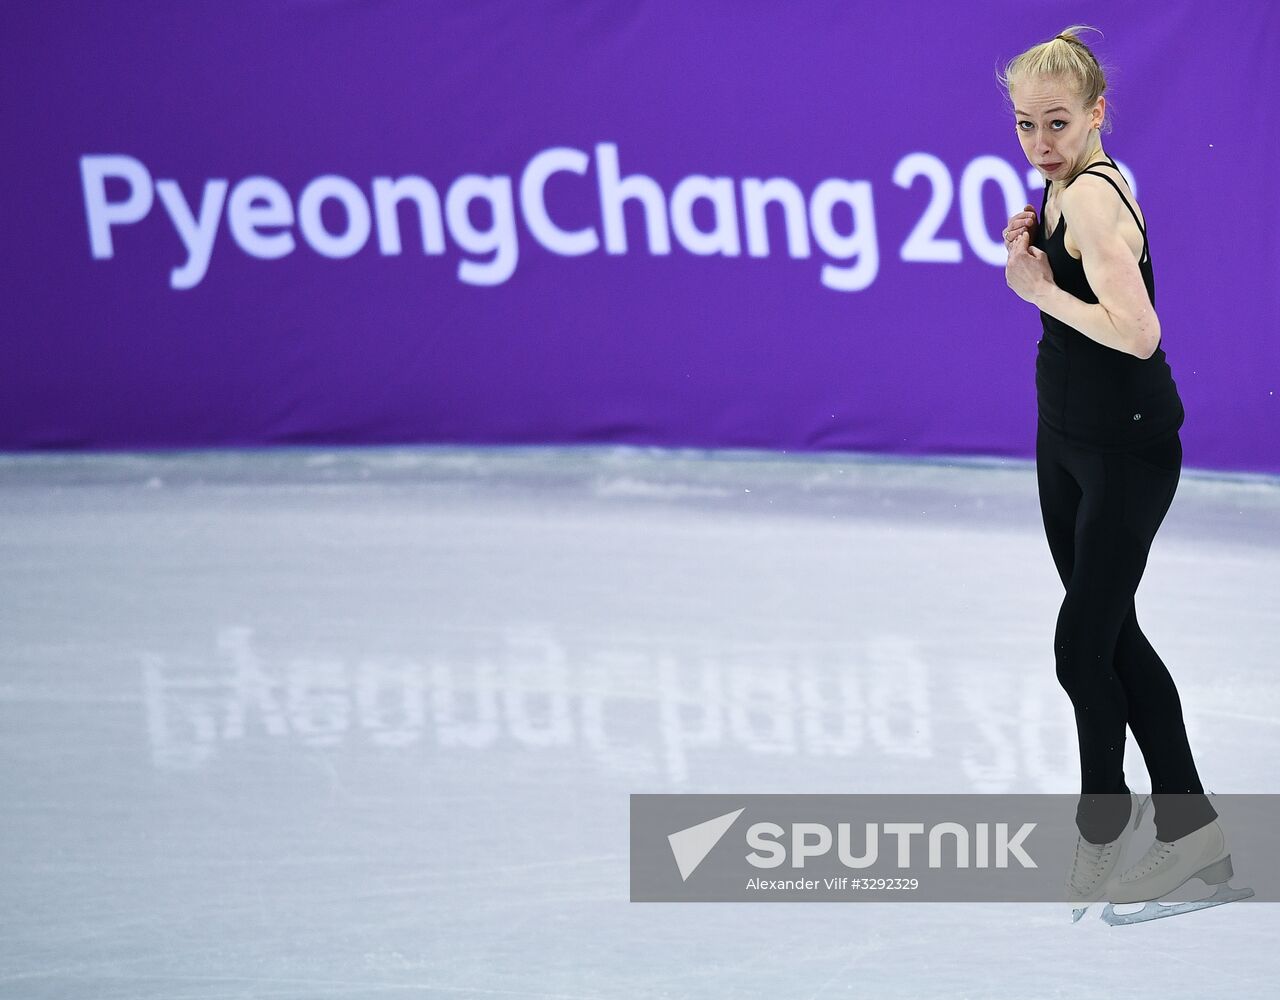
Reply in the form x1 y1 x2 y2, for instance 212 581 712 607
2 444 1277 998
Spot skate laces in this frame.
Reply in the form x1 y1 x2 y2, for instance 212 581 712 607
1068 836 1115 892
1124 839 1174 880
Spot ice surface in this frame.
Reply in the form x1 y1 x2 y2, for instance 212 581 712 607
1 444 1277 998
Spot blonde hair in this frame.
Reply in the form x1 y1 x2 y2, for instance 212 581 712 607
996 25 1114 135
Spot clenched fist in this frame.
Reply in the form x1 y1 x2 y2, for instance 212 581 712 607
1003 203 1038 248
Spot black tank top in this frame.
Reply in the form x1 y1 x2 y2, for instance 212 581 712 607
1033 154 1184 450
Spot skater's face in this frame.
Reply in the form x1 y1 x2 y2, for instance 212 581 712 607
1011 74 1105 180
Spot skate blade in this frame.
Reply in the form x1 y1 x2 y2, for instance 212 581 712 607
1101 884 1255 926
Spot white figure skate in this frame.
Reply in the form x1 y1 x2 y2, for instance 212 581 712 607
1068 793 1147 924
1099 818 1255 926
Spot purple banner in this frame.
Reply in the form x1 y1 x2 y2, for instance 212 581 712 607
2 2 1277 473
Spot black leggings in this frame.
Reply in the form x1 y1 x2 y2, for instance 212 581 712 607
1036 420 1217 843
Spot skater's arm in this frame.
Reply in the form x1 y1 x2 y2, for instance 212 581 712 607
1032 182 1162 360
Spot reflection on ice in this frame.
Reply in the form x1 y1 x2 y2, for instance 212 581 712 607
140 622 1101 795
143 626 936 778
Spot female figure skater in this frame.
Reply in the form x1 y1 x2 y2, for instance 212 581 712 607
998 26 1228 910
